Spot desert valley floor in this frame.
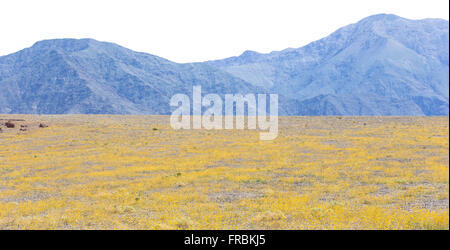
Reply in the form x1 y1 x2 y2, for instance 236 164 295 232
0 115 448 229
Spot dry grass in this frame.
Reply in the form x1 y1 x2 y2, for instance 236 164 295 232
0 115 448 229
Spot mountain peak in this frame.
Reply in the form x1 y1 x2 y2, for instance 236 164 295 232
32 38 94 50
29 38 134 55
361 13 402 22
207 14 449 115
240 50 260 56
0 38 259 114
237 50 262 61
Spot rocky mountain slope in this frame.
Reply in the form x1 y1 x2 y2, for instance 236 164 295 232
0 14 448 115
208 14 449 115
0 39 260 114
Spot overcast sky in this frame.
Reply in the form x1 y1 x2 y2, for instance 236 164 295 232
0 0 448 62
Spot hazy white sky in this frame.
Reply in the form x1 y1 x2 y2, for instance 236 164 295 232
0 0 448 62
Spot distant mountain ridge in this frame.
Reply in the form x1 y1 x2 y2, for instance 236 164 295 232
0 14 448 115
207 14 449 115
0 39 260 114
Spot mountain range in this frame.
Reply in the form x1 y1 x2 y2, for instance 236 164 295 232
0 14 448 115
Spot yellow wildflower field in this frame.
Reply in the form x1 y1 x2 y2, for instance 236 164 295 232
0 115 448 229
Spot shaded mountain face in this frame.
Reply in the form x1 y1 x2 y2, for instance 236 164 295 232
0 14 448 115
208 14 449 115
0 39 260 114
